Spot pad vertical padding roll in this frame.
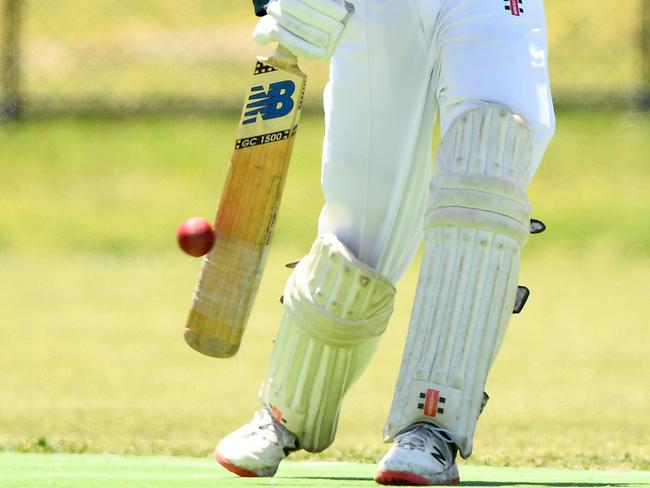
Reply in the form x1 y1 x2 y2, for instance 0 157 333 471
383 105 534 458
261 234 395 452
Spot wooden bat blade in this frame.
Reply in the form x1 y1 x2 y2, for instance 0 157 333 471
185 51 306 358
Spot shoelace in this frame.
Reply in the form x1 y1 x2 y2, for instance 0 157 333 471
396 423 456 453
252 409 296 448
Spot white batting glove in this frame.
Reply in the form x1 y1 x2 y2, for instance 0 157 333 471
253 0 351 60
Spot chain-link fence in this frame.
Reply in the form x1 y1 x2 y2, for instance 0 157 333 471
2 0 650 119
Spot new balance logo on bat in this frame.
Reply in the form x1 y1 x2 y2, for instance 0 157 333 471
243 80 296 125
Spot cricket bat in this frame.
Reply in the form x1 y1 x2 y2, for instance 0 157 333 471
184 45 307 358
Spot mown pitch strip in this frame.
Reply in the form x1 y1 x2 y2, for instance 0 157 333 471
2 453 649 487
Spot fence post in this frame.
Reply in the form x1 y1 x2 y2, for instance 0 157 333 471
641 0 650 107
1 0 23 120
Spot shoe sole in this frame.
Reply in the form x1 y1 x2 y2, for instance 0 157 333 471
214 450 260 478
375 469 460 486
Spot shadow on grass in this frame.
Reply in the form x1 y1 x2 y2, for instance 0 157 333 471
462 483 637 487
291 477 370 481
297 479 643 487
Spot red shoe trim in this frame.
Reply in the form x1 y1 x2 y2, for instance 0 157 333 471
374 469 460 486
214 450 259 478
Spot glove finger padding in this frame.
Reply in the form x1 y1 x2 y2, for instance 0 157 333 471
253 0 351 60
279 0 345 34
253 20 330 59
301 0 348 21
266 2 330 48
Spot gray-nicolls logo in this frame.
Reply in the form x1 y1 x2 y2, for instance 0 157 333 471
417 389 445 417
504 0 524 16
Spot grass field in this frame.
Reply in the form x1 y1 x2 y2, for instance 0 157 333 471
3 453 650 488
1 110 649 482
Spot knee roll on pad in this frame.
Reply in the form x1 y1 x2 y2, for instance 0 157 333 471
429 105 532 245
384 105 534 458
262 234 395 453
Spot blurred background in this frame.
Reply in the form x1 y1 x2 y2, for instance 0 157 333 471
3 0 650 117
1 0 649 471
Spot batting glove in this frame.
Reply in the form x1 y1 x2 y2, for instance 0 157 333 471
253 0 352 60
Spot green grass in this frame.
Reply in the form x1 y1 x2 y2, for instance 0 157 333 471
0 111 649 472
2 110 649 256
2 453 650 487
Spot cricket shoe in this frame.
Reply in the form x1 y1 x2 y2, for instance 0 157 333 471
214 408 299 477
374 423 460 486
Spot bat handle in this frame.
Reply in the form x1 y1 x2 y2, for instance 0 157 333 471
273 44 298 67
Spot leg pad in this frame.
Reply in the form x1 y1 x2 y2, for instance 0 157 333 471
262 234 395 452
384 105 534 457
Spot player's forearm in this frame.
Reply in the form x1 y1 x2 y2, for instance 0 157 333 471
252 0 268 16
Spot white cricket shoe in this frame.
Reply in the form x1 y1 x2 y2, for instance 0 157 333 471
214 409 299 477
375 423 460 486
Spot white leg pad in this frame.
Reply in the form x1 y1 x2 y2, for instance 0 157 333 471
383 105 534 458
262 234 395 453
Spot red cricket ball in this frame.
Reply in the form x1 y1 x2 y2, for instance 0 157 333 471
177 217 215 257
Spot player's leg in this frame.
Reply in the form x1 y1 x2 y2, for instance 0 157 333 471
377 0 555 485
318 0 442 284
216 0 439 477
215 234 396 476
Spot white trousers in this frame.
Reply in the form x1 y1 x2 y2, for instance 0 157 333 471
318 0 555 282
